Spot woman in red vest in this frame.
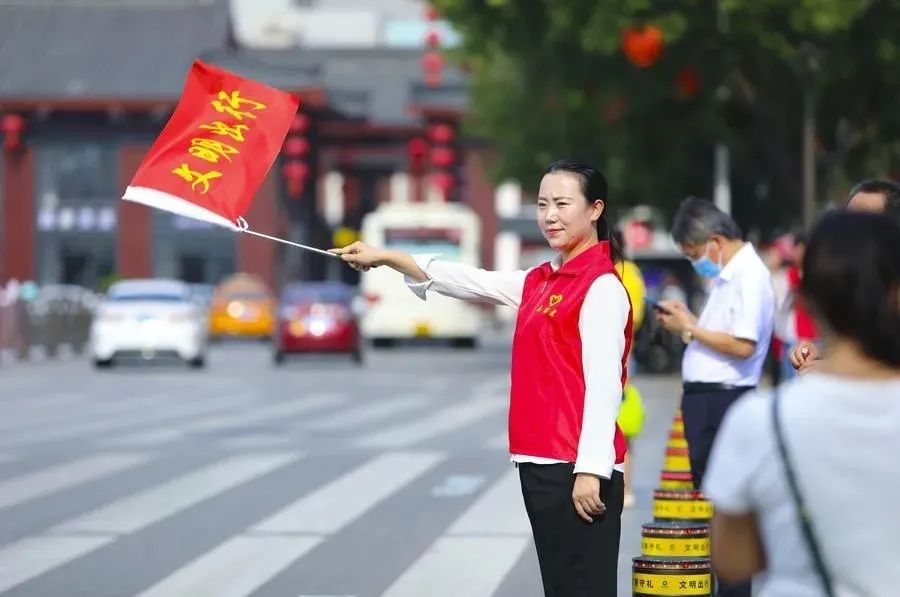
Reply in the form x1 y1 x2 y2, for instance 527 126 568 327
332 159 633 596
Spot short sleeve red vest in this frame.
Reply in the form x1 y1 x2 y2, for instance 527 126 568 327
508 241 631 465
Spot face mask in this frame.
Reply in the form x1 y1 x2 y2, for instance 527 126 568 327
691 243 722 278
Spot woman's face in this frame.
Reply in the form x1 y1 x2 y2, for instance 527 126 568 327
536 172 603 252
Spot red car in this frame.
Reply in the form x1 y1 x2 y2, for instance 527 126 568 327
273 282 363 365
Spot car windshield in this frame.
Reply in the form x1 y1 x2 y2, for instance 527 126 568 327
224 291 269 301
108 294 188 303
282 286 351 304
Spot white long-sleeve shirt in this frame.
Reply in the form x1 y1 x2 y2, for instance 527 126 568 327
406 254 630 478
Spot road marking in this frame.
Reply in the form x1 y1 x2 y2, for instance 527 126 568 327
51 453 299 534
430 475 486 498
446 469 530 535
136 536 321 597
105 395 342 447
253 452 444 534
0 453 151 510
355 397 505 448
301 395 425 432
0 536 114 593
380 536 530 597
0 393 172 435
0 393 254 449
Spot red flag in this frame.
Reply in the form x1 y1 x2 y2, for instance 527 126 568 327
123 60 300 230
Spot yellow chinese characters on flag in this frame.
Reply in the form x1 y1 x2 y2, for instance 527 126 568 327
122 60 300 230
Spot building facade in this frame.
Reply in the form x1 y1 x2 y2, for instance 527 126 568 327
0 0 498 291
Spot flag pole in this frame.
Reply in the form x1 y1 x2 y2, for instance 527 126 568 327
235 217 339 258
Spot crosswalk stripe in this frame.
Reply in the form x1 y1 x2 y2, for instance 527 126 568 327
0 393 171 435
380 536 531 597
51 453 300 534
135 536 322 597
446 469 530 536
354 397 505 448
252 451 444 534
0 392 254 449
301 395 425 432
0 536 115 594
0 453 151 510
105 394 342 447
0 392 84 417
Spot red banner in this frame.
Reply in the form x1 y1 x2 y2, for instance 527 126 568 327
123 60 300 229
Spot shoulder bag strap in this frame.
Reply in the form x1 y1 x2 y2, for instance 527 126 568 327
770 386 835 597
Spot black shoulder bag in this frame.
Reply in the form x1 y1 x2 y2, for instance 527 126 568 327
770 387 835 597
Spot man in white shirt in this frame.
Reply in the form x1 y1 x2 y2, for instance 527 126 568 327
655 198 775 597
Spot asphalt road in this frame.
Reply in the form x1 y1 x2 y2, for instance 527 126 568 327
0 334 681 596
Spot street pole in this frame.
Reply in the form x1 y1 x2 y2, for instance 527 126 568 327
800 42 820 227
715 0 732 215
713 144 732 215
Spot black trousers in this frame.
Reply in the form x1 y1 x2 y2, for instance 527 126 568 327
519 463 624 597
681 384 753 597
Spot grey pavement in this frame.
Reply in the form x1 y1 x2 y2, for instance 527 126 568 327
0 334 681 596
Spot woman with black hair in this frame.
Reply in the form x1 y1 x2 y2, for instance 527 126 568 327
332 159 632 596
703 211 900 596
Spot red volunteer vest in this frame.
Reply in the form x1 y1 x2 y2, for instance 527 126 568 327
509 241 632 466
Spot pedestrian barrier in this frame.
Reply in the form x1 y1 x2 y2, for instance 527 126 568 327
667 429 688 449
632 410 714 596
632 557 712 596
640 522 709 558
652 489 713 522
0 283 96 365
662 447 691 472
659 471 694 490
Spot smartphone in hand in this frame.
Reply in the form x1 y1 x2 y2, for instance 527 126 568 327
646 298 671 315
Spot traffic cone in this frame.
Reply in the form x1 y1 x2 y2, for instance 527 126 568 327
630 409 714 596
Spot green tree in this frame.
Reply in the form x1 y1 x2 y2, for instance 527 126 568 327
436 0 898 232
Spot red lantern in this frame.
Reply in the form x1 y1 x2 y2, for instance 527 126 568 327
428 123 455 144
421 51 444 75
432 172 455 195
424 5 440 21
675 67 700 99
282 137 310 158
289 113 310 134
1 113 26 151
407 137 428 167
283 160 308 199
425 30 441 48
621 25 663 68
430 146 456 169
283 160 309 181
421 51 444 87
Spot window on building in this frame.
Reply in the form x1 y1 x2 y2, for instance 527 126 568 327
37 143 117 206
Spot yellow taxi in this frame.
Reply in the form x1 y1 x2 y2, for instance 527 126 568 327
208 274 275 339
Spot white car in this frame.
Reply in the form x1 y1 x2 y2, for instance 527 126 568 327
90 279 208 369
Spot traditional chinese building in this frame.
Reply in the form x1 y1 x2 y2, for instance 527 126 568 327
0 0 498 291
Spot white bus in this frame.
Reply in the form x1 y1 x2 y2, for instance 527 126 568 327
360 202 482 347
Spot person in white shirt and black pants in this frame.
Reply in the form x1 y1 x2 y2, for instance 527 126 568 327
655 198 775 597
333 160 632 596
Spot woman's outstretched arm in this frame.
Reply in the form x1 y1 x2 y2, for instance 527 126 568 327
331 241 528 308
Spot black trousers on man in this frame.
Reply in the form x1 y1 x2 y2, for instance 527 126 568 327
519 463 624 597
681 382 754 597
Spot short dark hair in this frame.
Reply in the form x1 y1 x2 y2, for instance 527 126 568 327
801 211 900 366
543 159 623 263
848 179 900 217
670 197 742 245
